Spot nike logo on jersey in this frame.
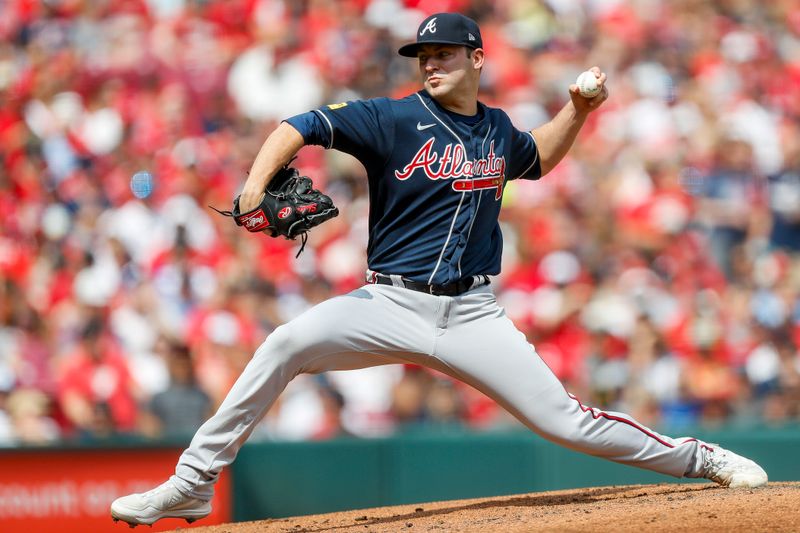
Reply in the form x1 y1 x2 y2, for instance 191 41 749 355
416 122 436 131
394 138 507 200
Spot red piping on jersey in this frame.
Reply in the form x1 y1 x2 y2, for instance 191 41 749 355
568 393 676 448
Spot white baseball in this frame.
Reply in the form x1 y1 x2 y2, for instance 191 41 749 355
576 70 601 98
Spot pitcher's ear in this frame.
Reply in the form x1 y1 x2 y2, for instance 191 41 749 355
472 48 485 70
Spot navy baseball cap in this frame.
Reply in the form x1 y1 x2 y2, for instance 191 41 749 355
398 13 483 57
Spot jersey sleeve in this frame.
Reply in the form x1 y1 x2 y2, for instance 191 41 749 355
284 98 394 167
508 125 541 181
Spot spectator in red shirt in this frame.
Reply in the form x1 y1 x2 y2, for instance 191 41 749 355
57 316 139 439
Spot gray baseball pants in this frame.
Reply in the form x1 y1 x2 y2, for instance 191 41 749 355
172 283 706 500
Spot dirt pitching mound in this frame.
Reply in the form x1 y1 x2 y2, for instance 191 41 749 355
193 482 799 532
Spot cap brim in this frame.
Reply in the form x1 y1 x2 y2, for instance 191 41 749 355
398 41 478 57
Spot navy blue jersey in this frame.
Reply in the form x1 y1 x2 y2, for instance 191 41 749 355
285 90 541 284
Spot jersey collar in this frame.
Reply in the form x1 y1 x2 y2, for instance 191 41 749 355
418 89 488 125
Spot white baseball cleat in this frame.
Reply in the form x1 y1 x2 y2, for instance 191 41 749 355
701 445 768 488
110 479 211 527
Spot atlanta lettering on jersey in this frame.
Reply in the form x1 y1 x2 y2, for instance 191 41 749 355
394 138 507 199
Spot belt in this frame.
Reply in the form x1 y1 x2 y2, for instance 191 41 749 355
366 271 490 296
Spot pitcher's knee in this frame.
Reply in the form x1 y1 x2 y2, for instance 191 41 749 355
256 325 305 368
523 397 592 445
257 322 338 373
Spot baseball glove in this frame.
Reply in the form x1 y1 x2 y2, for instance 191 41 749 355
211 165 339 255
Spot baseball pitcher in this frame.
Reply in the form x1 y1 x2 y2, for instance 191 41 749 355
111 12 767 527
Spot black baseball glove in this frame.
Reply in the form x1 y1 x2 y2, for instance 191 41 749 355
212 165 339 255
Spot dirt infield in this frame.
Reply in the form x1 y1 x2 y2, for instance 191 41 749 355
192 482 799 532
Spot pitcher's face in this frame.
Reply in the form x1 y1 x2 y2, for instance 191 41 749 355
417 44 482 101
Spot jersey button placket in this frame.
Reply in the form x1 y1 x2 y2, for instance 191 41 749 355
453 134 476 279
460 132 483 268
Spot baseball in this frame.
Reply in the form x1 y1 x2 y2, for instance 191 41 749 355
576 70 601 98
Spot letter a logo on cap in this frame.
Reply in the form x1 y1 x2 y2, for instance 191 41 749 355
420 17 437 36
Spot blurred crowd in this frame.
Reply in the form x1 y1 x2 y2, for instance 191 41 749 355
1 0 799 446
